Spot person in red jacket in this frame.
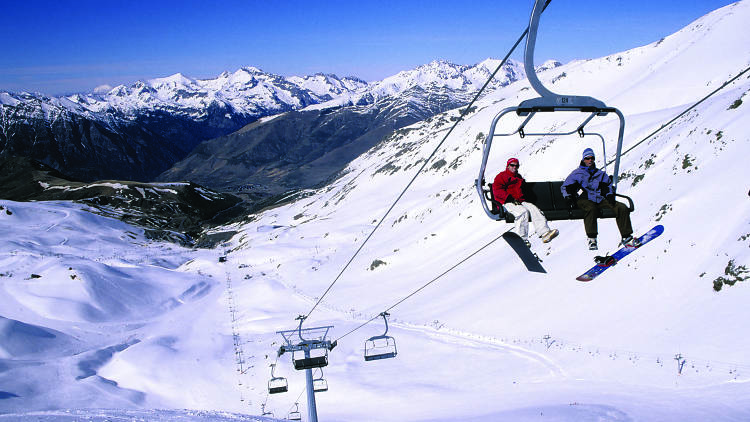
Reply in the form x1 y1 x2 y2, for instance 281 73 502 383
493 157 559 246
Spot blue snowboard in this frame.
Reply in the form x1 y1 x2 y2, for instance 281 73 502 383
576 225 664 282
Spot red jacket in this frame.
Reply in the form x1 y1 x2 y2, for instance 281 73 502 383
493 169 524 204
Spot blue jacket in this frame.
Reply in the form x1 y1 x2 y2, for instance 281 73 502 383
561 163 613 203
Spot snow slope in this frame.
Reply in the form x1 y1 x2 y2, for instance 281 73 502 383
2 1 750 421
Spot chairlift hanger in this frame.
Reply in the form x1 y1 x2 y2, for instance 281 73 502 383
475 0 633 223
364 312 398 361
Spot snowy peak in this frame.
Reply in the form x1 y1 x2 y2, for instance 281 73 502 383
287 73 368 100
302 58 527 110
148 72 197 89
535 59 563 72
371 59 525 98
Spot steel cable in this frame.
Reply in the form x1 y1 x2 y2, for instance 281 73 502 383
302 0 551 323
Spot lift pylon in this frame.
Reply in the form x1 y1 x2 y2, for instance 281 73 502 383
277 315 337 422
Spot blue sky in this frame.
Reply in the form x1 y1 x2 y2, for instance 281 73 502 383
0 0 736 96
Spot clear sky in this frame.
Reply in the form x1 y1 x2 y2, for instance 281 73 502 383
0 0 737 96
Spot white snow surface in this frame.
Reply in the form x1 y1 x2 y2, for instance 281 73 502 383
2 2 750 421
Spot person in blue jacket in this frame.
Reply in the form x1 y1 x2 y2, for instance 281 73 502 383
561 148 640 251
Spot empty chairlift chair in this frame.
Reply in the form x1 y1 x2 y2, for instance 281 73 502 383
313 368 328 393
281 316 333 371
364 312 398 361
292 344 329 370
288 402 302 421
267 363 288 394
261 403 273 418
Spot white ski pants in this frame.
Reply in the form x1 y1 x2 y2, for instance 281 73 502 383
504 202 551 241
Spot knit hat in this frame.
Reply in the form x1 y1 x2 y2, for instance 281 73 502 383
582 148 595 160
507 157 519 168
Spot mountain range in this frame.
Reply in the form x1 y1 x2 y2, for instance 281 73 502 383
0 59 532 188
157 59 535 198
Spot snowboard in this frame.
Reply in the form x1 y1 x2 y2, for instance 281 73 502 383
576 225 664 282
503 231 547 273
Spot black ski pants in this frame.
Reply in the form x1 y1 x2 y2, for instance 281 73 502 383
576 198 633 239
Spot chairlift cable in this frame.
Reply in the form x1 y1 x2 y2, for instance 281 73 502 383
608 64 750 167
303 0 552 322
334 232 505 342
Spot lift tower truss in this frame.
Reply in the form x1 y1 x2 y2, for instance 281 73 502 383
277 316 336 422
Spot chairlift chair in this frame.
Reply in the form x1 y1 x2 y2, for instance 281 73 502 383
292 343 329 370
364 312 398 361
261 403 273 418
267 363 288 394
277 316 335 372
313 368 328 393
287 402 302 421
476 0 635 223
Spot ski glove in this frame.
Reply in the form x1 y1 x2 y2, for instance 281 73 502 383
605 194 616 204
506 195 522 205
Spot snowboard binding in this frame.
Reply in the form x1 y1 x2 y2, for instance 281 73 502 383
594 255 617 266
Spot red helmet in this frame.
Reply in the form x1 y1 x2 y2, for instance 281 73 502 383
507 158 519 168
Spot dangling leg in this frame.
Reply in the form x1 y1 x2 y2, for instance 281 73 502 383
577 198 599 250
598 199 635 245
610 200 638 246
522 202 558 242
613 201 633 238
577 199 599 238
505 203 530 243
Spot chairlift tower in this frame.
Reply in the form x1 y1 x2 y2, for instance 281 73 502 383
277 316 336 422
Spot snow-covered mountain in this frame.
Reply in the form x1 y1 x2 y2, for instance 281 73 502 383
0 68 369 181
0 60 527 183
305 58 527 109
157 59 530 198
1 67 367 121
2 2 750 422
69 67 368 121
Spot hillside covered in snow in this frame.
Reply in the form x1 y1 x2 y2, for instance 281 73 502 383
1 1 750 421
